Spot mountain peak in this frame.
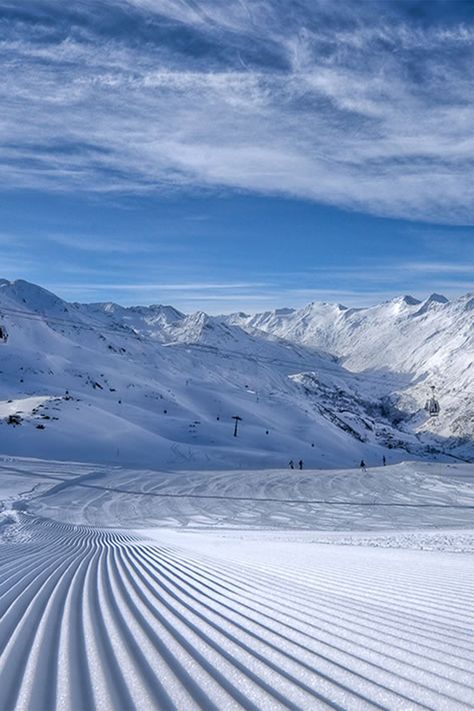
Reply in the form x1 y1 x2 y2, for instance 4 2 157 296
426 293 448 304
397 295 421 306
0 278 67 312
411 292 449 317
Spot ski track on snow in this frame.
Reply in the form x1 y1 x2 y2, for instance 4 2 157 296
0 514 473 711
1 459 473 710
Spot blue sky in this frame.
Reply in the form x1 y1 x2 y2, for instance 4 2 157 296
1 0 474 312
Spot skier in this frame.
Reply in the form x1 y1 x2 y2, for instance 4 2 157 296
382 455 386 466
298 459 304 470
360 459 366 471
288 460 295 469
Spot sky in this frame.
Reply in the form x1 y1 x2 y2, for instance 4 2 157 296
1 0 474 313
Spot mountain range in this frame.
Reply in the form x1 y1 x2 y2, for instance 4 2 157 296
0 279 472 468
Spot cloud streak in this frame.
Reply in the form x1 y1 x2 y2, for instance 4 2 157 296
1 1 474 222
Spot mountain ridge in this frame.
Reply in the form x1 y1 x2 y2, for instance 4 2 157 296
0 278 472 467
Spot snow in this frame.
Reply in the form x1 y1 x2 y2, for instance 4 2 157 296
0 396 52 419
1 278 473 709
1 278 472 468
19 460 474 532
228 291 474 450
0 457 473 710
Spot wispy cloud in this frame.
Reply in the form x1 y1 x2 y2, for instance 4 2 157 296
401 261 474 275
1 1 474 222
52 281 267 291
43 233 186 254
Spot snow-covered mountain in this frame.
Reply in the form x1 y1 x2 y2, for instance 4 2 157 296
228 292 474 447
0 279 472 467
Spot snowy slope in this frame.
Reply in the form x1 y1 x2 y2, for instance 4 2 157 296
1 279 473 711
0 457 473 710
229 293 474 451
0 279 472 467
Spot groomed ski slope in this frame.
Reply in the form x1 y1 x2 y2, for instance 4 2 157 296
0 458 473 710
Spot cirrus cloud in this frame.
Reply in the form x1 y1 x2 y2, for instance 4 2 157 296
1 0 474 223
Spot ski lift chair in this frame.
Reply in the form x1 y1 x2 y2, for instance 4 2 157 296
425 397 440 417
429 399 440 416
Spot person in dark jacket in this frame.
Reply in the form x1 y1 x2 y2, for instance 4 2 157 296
289 460 294 469
298 459 304 470
360 459 366 471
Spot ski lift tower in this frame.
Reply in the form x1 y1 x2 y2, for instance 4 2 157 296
232 415 242 437
425 386 440 417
